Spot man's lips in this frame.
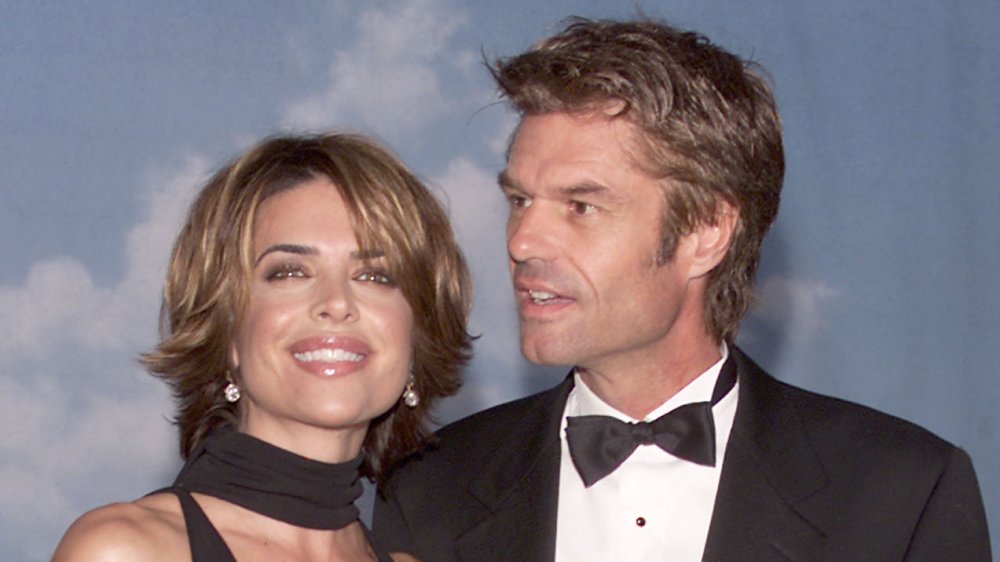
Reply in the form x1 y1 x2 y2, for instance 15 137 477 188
288 336 370 377
516 284 575 312
514 267 575 311
526 289 565 304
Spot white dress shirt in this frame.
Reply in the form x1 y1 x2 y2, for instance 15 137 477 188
554 347 738 562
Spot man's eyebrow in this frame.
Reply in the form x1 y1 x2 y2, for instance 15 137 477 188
497 172 620 202
254 245 385 266
557 182 611 198
497 170 518 191
255 244 316 266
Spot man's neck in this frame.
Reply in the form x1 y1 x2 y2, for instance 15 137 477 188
575 335 722 420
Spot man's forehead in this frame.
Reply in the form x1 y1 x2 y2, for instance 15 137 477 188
500 115 659 193
508 111 649 157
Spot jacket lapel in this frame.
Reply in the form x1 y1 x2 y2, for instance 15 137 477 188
703 349 830 561
449 351 833 561
455 375 574 561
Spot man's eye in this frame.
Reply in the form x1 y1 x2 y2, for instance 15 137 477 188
570 201 596 215
356 270 395 286
508 194 531 209
265 264 306 281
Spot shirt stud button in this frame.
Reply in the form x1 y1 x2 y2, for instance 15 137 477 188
636 516 646 527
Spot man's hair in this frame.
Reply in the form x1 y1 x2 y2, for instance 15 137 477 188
142 133 472 484
490 17 784 343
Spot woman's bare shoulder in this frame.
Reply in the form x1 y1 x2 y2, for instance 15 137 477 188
51 492 189 562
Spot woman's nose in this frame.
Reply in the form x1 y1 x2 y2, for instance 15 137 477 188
310 276 358 322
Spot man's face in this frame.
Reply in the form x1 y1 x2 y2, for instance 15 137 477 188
500 112 703 375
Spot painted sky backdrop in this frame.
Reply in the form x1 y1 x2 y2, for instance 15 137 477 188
1 1 997 559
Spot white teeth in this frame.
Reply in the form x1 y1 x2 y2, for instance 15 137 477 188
293 349 364 363
529 290 556 303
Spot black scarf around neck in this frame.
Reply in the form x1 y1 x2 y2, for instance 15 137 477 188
174 427 363 530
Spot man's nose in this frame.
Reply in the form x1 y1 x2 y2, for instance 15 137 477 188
507 204 557 263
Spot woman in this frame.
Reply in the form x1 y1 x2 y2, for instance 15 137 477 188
52 133 472 561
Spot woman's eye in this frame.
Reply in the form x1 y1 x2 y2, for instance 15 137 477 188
265 264 306 281
356 270 395 286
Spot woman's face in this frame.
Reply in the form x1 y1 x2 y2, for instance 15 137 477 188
229 177 414 458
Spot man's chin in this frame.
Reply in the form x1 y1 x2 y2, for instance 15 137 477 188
519 337 577 366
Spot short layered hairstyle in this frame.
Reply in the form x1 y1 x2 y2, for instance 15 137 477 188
143 133 472 483
490 17 785 343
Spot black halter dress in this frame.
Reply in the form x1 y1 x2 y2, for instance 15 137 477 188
154 427 392 562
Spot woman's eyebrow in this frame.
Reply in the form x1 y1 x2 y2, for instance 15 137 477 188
254 245 386 266
254 243 316 266
351 249 385 260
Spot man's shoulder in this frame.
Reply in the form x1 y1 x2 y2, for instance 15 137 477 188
729 350 990 560
794 381 954 463
438 381 566 440
388 379 567 480
736 349 956 466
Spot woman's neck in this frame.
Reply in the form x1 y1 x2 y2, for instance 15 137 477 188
237 416 368 463
175 427 364 530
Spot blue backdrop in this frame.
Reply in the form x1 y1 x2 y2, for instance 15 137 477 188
1 1 996 559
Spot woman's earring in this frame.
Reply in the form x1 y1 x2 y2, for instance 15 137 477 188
224 381 241 403
402 373 419 408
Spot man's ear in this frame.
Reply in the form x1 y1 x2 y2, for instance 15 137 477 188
687 201 737 279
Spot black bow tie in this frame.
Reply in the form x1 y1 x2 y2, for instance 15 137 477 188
565 356 737 487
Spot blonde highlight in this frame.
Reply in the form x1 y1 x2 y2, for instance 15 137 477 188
142 133 472 484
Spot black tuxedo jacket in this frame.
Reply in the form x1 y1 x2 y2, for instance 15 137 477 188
373 348 990 561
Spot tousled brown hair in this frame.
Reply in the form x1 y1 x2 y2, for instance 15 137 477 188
142 133 472 483
490 17 784 343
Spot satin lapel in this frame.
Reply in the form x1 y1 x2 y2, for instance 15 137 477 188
455 375 573 562
703 349 830 562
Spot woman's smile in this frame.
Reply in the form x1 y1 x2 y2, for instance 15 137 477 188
230 177 414 450
289 335 372 377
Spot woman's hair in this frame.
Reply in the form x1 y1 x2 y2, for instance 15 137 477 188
490 17 784 343
142 133 472 483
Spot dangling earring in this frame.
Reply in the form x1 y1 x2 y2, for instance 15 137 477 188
402 372 419 408
224 380 241 403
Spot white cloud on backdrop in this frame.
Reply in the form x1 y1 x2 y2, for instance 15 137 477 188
433 157 507 258
429 156 522 412
754 275 838 340
0 1 843 558
0 377 175 559
282 0 473 134
278 0 527 412
8 1 999 557
0 154 208 558
0 153 208 359
487 112 520 158
0 1 496 557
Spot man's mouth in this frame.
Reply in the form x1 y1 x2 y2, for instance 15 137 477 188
528 290 559 304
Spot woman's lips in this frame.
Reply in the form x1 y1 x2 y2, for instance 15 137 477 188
289 336 371 377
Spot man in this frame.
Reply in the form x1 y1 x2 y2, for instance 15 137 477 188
372 17 990 561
